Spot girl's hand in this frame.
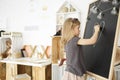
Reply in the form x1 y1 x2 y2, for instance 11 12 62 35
59 58 66 66
94 24 100 32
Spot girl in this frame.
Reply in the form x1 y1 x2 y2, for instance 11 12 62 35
60 18 100 80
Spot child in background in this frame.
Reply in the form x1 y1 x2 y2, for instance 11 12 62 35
60 18 100 80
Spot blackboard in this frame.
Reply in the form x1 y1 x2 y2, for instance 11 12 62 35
83 0 120 79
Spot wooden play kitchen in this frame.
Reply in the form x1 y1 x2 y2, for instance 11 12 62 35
0 58 51 80
0 32 51 80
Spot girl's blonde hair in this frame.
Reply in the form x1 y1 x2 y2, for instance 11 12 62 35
61 18 80 45
60 18 80 58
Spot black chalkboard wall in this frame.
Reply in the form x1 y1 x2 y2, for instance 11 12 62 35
83 0 120 78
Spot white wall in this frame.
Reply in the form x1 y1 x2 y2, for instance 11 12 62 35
0 0 65 46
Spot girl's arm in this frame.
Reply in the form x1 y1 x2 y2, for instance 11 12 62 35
78 25 100 45
59 51 66 66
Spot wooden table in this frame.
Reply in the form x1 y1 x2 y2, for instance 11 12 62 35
0 57 51 80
